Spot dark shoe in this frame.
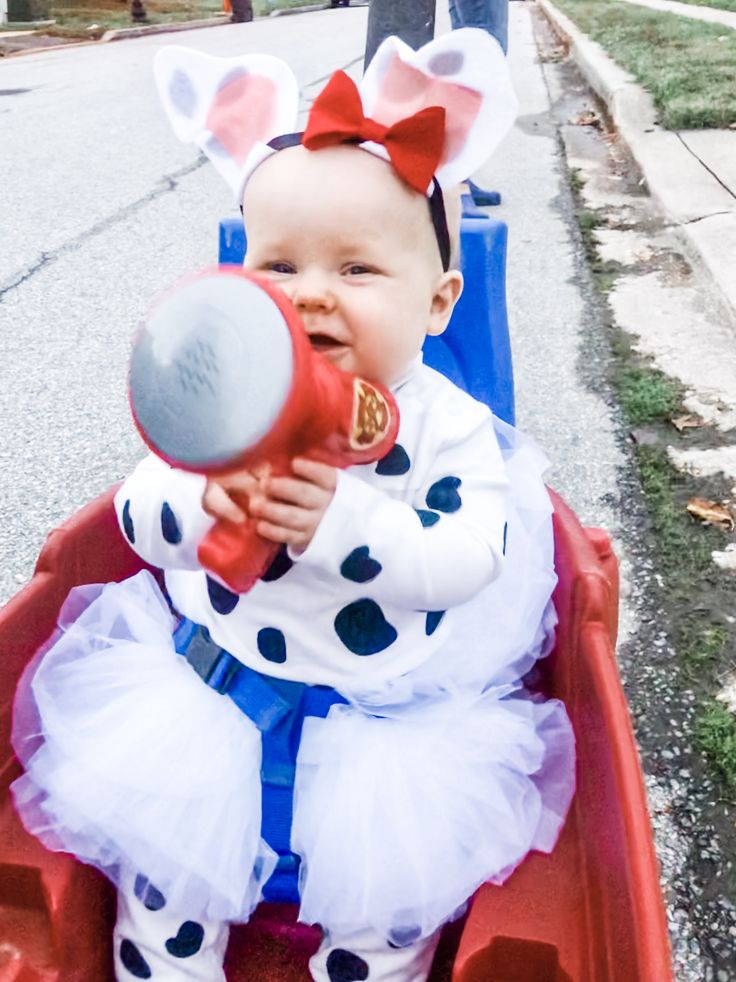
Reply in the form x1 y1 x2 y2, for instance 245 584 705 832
467 178 501 207
230 0 253 20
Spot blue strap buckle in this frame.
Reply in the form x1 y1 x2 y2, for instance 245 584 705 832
174 619 237 692
175 618 295 731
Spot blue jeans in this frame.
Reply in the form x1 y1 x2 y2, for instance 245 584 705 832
449 0 508 53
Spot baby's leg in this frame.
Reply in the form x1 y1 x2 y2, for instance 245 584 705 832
310 927 441 982
114 870 229 981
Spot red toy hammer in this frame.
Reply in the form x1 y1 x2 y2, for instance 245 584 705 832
129 266 399 593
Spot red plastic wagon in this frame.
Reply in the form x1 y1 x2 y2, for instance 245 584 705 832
0 209 673 980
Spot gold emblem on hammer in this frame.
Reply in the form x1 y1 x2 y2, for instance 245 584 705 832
351 380 390 448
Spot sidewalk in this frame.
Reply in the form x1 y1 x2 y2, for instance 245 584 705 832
538 0 736 319
618 0 736 30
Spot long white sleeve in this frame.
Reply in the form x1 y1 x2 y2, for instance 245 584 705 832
292 411 508 611
114 454 214 571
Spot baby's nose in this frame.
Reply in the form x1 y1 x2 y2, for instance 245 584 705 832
291 270 336 312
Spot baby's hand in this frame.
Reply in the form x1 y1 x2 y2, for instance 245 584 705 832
202 467 260 525
202 458 337 552
248 458 337 552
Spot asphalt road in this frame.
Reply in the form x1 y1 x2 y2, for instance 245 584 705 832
0 3 623 607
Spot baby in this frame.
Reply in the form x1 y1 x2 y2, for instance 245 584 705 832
11 29 574 982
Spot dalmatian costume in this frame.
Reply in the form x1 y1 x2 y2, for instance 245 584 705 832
11 30 575 982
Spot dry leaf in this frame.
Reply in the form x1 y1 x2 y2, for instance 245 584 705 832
571 111 601 128
686 497 734 530
671 414 704 432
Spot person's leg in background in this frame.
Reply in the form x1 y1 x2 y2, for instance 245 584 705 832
449 0 508 205
448 0 508 54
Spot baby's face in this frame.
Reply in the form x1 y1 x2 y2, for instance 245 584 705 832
242 145 462 385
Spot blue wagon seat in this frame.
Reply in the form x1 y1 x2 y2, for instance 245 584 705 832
216 206 515 903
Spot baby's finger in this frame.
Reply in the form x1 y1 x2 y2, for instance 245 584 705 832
256 519 304 547
267 475 326 508
291 457 338 491
202 482 247 524
250 497 309 532
218 470 259 496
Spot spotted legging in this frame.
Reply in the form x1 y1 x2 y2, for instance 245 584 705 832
114 871 440 981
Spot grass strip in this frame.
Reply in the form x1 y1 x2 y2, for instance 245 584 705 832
552 0 736 128
695 702 736 793
619 366 682 426
570 179 736 792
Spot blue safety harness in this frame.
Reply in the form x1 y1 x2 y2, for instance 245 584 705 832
173 618 348 903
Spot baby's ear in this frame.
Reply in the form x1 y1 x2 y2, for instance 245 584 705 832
428 270 464 337
360 29 517 188
154 46 299 200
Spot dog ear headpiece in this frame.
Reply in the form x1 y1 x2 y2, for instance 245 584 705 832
154 30 517 266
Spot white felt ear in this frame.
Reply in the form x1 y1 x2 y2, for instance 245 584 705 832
360 29 517 189
154 46 299 201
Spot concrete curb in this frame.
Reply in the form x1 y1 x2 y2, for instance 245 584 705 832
101 13 229 41
538 0 736 318
269 2 367 13
269 3 326 15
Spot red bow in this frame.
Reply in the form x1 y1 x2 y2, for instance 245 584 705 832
302 71 446 194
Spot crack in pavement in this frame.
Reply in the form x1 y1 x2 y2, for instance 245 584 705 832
0 158 206 302
0 55 365 304
680 210 736 225
676 132 736 202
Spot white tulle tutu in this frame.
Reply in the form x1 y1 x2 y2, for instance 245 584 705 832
293 690 573 942
11 572 276 923
11 416 575 938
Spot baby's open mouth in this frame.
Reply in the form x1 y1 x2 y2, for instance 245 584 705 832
308 333 346 353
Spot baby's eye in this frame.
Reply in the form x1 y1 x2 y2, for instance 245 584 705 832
344 264 374 276
266 261 296 275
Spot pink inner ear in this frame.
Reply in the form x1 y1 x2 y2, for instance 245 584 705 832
371 55 482 166
205 73 278 167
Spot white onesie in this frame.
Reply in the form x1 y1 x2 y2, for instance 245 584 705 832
114 358 510 693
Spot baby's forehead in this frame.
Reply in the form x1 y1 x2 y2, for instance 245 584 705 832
242 144 441 264
245 144 428 220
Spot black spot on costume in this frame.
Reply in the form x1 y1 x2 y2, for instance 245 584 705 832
375 444 411 476
120 939 152 978
133 874 166 911
334 599 397 656
165 920 205 958
206 575 239 615
326 948 370 981
160 501 182 544
261 544 295 582
340 546 382 583
415 509 440 528
388 924 422 947
425 611 446 636
122 500 135 544
426 476 462 513
257 627 287 663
